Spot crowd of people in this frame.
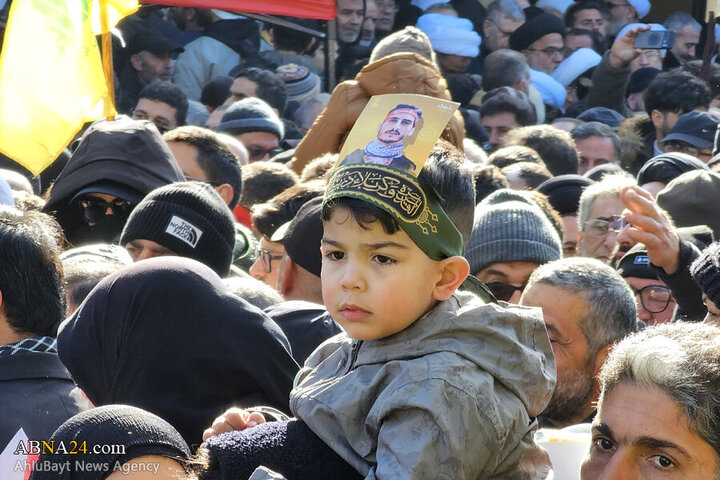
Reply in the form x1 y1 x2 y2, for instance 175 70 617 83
2 0 720 478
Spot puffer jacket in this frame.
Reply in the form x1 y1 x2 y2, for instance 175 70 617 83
290 291 556 479
291 53 465 174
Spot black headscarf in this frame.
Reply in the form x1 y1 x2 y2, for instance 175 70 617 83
58 257 298 448
29 405 191 480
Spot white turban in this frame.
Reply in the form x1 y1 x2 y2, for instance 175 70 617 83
416 13 481 57
627 0 650 19
530 69 566 110
535 0 574 14
552 48 602 87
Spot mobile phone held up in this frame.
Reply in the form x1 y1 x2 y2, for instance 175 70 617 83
634 30 675 49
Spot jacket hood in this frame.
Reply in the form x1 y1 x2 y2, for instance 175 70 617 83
43 120 185 212
355 52 453 100
353 291 556 417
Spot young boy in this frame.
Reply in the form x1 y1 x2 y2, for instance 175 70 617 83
203 145 556 479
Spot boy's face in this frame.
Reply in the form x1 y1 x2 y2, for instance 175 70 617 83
321 206 443 340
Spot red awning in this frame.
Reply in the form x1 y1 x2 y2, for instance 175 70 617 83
140 0 337 20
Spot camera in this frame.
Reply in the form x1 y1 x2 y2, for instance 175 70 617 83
634 30 675 49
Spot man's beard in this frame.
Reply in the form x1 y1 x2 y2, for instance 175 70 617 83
542 361 596 426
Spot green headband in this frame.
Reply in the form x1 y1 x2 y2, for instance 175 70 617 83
324 164 464 260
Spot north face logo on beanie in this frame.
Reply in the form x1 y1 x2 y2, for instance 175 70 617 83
165 215 203 248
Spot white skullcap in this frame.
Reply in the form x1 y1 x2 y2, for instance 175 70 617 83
617 23 667 55
416 13 481 57
627 0 650 19
551 48 602 86
530 69 566 110
411 0 450 10
535 0 574 14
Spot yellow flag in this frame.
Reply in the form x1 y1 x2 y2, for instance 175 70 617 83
0 0 137 175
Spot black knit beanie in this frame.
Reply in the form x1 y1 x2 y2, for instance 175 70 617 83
29 405 190 480
120 181 235 276
691 241 720 308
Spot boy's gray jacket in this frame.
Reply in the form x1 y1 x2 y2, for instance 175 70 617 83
289 291 557 479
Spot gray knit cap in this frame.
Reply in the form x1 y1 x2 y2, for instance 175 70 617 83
216 97 284 140
466 189 562 274
369 26 437 65
690 241 720 308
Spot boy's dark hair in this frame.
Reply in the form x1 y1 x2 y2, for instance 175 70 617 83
564 1 607 28
239 161 299 210
480 93 536 126
524 190 564 240
472 164 510 204
233 67 288 113
644 70 710 117
0 208 65 336
200 76 233 111
138 81 189 127
270 17 320 53
64 262 122 312
163 126 243 209
251 180 326 238
488 145 543 168
323 142 475 249
300 153 338 182
504 125 579 176
501 161 552 190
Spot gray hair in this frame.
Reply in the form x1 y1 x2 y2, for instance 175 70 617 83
525 257 637 356
664 12 701 33
599 322 720 458
577 172 635 230
487 0 525 24
571 121 621 163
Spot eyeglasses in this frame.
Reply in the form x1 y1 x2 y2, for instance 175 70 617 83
630 284 673 313
78 197 133 224
247 147 283 161
254 246 284 273
526 46 564 57
584 215 628 237
663 141 713 161
486 282 525 302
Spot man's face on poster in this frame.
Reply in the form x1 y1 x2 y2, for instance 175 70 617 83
377 111 416 145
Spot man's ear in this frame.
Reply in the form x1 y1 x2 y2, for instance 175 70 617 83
432 256 470 301
481 19 491 36
214 183 234 206
129 53 142 72
650 109 665 131
278 255 295 296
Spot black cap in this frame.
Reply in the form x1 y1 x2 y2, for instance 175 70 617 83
662 110 720 149
636 152 708 186
271 197 323 277
577 107 625 130
617 243 655 279
536 174 595 215
128 30 184 56
509 13 565 52
626 67 660 95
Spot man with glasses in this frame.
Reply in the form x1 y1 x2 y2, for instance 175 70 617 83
466 189 562 304
480 0 525 67
216 97 285 162
520 257 637 429
42 120 185 247
661 110 719 164
577 173 636 264
617 243 676 324
509 12 566 74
